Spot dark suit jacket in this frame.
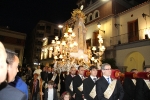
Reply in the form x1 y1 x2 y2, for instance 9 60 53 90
30 79 40 94
44 88 58 100
54 74 59 85
73 75 84 100
41 71 48 82
96 76 124 100
65 74 74 96
60 72 66 95
123 78 136 100
83 76 97 100
47 72 53 82
0 82 26 100
135 78 150 100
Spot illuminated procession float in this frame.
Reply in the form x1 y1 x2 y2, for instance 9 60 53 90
41 8 105 73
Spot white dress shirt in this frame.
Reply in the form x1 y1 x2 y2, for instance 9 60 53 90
48 88 53 100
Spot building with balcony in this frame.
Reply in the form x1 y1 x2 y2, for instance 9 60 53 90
63 0 150 72
26 20 60 67
0 28 26 66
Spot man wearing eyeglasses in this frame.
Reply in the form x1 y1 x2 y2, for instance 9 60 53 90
96 63 124 100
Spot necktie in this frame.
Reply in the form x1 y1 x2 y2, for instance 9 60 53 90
107 78 110 84
81 76 84 80
93 78 97 83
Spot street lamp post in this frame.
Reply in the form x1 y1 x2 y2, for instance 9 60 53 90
58 25 63 38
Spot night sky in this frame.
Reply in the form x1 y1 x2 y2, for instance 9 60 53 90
0 0 147 34
0 0 78 34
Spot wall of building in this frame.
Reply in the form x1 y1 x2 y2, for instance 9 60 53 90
0 29 26 66
124 52 144 72
86 17 113 47
116 45 150 71
117 3 150 40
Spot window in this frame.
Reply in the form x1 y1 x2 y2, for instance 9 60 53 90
39 33 44 37
46 26 51 33
95 12 98 18
88 13 93 22
16 39 21 44
36 32 44 37
37 25 45 30
0 35 5 41
54 29 59 35
90 15 92 21
36 41 42 45
94 10 99 19
36 48 41 52
85 18 87 23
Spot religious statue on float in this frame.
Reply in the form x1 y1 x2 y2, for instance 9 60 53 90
70 8 89 63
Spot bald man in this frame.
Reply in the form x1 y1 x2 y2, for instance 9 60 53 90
0 42 26 100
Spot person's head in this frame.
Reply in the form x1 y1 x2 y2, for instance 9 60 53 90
47 80 54 89
89 65 98 77
33 73 38 80
130 69 138 73
78 66 85 75
51 67 54 72
37 65 40 69
101 63 112 77
48 67 52 72
70 66 76 75
6 49 19 82
60 91 71 100
42 67 46 71
27 67 31 70
144 66 150 73
0 42 7 83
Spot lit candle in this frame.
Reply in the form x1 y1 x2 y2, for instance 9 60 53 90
52 40 55 44
68 28 72 33
55 36 59 41
92 46 96 51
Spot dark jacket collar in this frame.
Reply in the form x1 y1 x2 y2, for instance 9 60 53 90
0 81 7 90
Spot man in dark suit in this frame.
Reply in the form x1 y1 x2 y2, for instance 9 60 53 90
44 80 58 100
73 66 85 100
135 70 150 100
47 67 53 82
41 67 48 82
0 42 26 100
96 63 124 100
83 65 98 100
123 69 138 100
60 71 67 95
65 67 76 100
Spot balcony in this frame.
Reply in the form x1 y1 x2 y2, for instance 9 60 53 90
110 28 150 46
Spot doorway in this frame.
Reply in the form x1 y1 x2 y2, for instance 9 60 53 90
128 19 139 42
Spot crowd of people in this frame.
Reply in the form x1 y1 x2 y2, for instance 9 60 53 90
0 41 150 100
26 63 150 100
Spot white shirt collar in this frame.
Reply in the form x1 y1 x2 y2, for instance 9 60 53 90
71 74 75 77
90 75 97 80
103 75 110 79
79 74 84 78
48 88 53 92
